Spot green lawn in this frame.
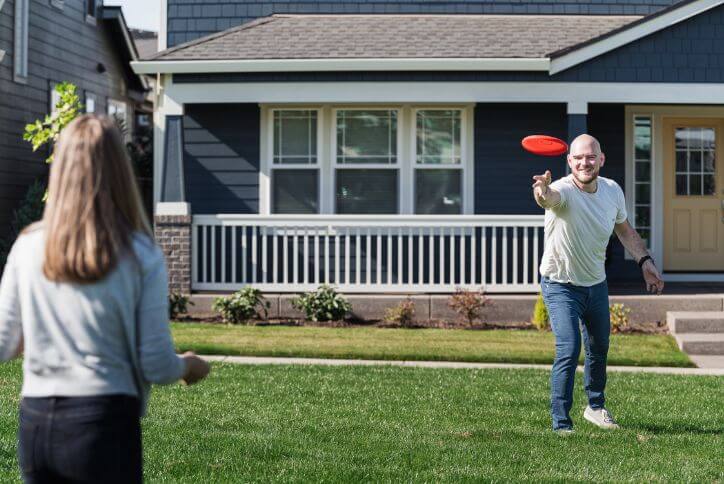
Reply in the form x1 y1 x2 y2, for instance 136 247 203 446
171 323 694 367
0 361 721 482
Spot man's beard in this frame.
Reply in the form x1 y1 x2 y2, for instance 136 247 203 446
573 168 599 185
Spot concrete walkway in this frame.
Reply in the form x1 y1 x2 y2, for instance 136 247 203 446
200 355 724 376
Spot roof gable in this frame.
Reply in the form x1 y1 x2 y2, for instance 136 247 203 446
550 0 724 73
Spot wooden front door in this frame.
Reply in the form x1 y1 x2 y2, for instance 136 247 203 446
663 118 724 271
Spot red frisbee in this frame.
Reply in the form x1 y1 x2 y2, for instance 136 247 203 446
521 135 568 156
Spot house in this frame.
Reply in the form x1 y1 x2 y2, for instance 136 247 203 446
132 0 724 296
0 0 149 240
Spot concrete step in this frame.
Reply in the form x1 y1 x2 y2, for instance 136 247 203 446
667 311 724 334
688 355 724 369
674 333 724 355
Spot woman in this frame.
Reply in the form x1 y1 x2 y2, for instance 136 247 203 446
0 115 210 483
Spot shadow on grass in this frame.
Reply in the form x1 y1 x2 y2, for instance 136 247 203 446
632 422 724 436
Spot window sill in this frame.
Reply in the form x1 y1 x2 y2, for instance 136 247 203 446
13 74 28 85
50 0 63 10
85 14 97 26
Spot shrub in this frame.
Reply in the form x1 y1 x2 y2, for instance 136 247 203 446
447 287 491 327
0 179 46 268
292 285 351 322
531 293 550 331
169 293 194 319
610 303 631 333
212 287 270 325
383 298 416 327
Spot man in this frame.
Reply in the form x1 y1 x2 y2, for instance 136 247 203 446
532 134 664 433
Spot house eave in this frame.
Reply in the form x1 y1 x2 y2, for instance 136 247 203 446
130 58 551 75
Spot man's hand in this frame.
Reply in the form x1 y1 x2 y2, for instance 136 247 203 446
532 170 552 198
532 170 560 209
642 260 664 295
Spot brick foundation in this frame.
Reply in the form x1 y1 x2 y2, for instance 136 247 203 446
154 215 192 294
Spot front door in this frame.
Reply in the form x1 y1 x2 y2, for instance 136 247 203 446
663 118 724 271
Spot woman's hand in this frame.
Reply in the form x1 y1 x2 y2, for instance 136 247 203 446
180 351 211 385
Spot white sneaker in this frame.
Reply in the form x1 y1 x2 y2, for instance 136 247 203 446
583 406 620 429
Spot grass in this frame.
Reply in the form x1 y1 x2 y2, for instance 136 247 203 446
0 360 721 482
171 323 694 368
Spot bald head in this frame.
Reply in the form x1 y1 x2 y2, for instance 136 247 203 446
570 134 601 155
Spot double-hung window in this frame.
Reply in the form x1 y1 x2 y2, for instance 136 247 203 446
271 110 320 214
334 109 399 214
414 109 463 214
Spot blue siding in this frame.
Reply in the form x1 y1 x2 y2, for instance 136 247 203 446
166 0 679 47
474 103 568 215
183 104 260 214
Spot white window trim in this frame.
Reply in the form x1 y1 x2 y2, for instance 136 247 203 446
625 113 654 260
265 107 323 215
50 0 63 10
13 0 29 84
85 91 97 113
260 104 474 216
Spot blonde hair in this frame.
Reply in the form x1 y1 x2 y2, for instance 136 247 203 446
41 115 152 283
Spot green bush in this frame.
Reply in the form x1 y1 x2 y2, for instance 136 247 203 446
212 287 270 325
383 298 416 327
0 179 46 268
447 287 491 326
292 285 351 322
531 293 550 331
169 293 194 319
610 303 631 333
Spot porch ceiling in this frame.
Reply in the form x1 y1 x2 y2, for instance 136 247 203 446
144 14 640 62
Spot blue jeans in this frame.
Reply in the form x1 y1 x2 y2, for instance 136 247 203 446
541 276 611 430
18 395 142 483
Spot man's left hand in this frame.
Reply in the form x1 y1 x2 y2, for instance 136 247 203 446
642 260 664 295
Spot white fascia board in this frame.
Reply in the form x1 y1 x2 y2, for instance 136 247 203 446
131 58 550 75
164 81 724 105
550 0 724 74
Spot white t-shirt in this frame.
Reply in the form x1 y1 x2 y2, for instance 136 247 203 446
539 174 627 287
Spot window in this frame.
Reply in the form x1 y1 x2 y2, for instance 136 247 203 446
14 0 29 83
335 109 398 214
415 109 463 214
86 0 96 17
49 82 61 115
85 92 96 113
633 116 652 249
264 105 472 215
271 110 319 214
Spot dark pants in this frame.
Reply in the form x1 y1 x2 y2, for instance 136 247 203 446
541 276 611 430
18 395 142 483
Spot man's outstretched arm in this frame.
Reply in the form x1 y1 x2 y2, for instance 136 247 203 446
614 220 664 294
532 170 561 209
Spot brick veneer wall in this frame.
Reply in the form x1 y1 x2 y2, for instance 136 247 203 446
154 215 192 294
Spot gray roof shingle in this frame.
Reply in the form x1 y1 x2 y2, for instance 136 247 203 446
146 14 641 61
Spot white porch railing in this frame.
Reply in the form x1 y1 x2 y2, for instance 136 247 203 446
192 215 545 293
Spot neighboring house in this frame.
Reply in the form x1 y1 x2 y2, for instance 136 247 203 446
132 0 724 295
0 0 148 239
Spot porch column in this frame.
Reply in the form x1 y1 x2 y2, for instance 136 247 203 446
154 94 192 295
567 101 588 143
